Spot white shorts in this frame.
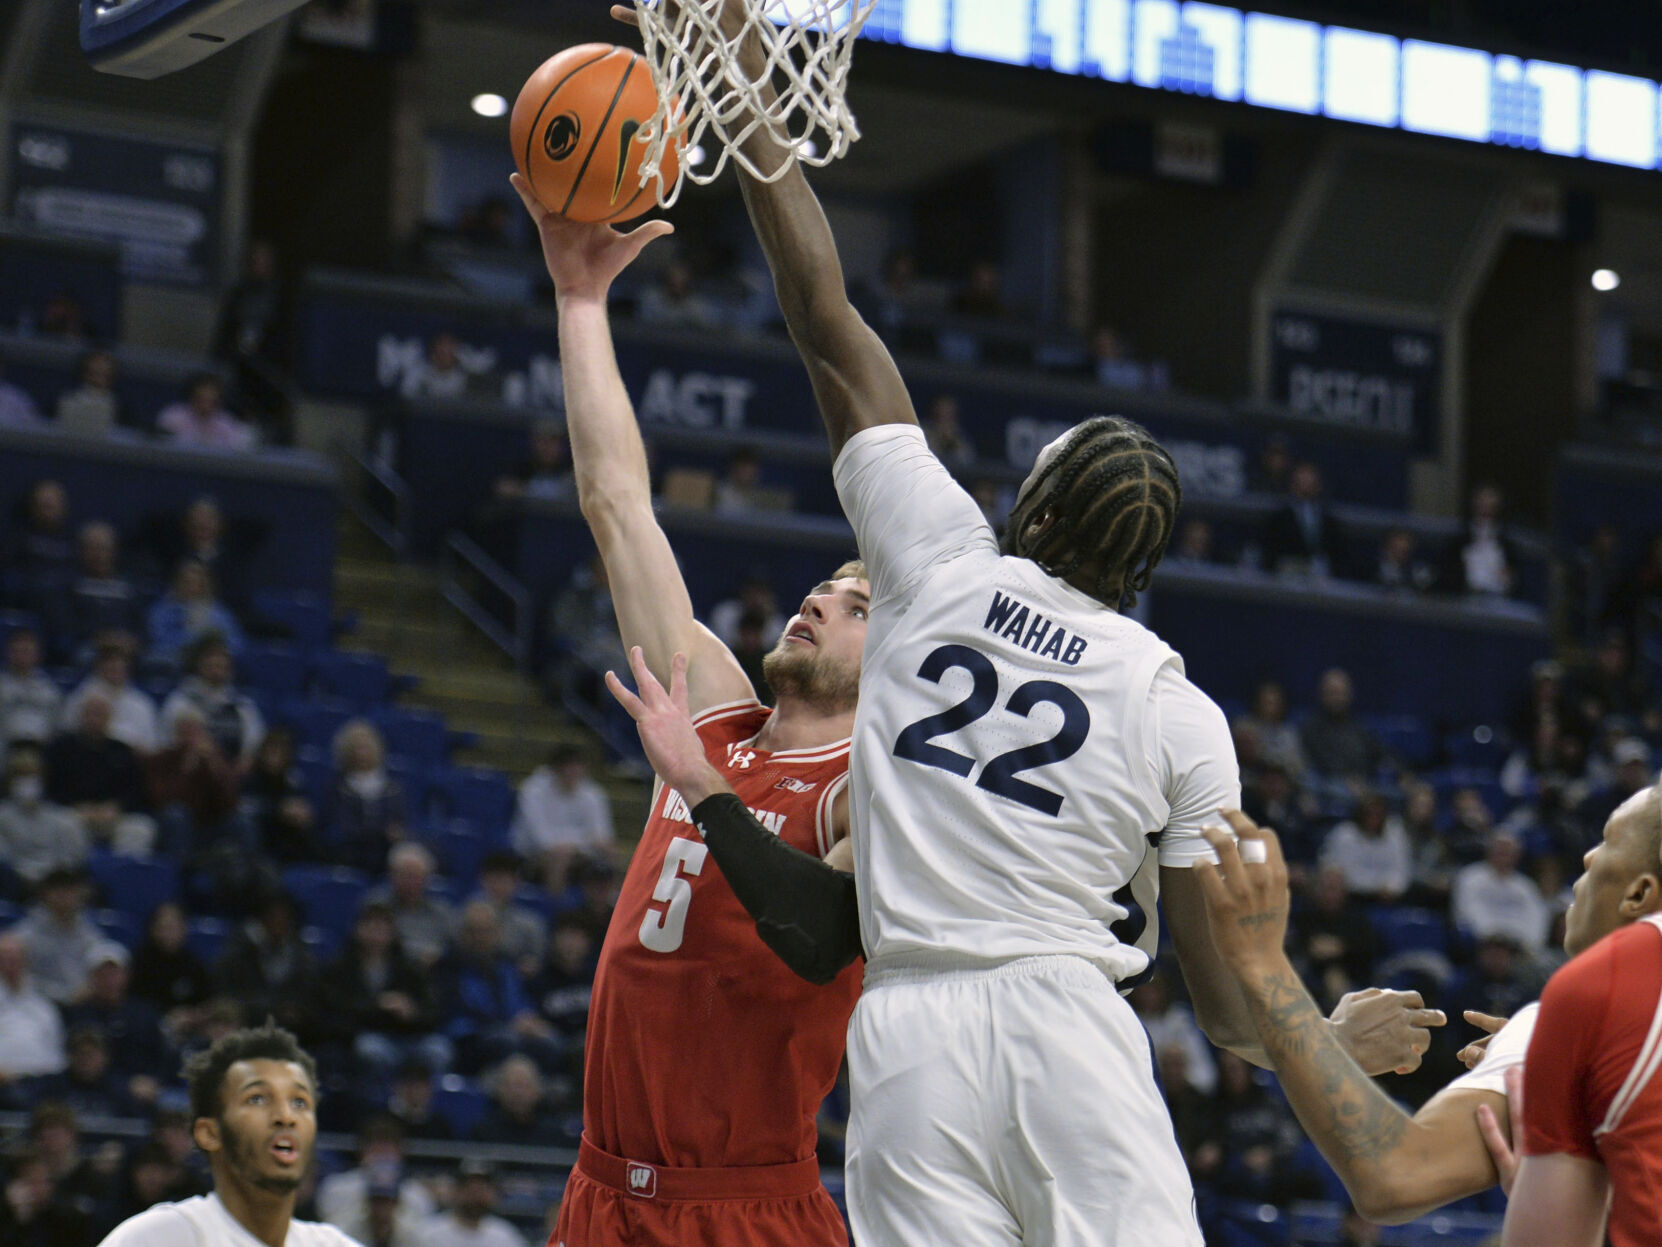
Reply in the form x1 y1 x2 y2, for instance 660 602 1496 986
845 955 1202 1247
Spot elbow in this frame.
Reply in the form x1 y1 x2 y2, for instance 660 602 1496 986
1191 1009 1261 1060
1351 1181 1418 1227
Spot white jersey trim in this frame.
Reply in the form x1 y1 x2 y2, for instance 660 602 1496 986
1596 914 1662 1137
816 772 850 859
734 731 852 764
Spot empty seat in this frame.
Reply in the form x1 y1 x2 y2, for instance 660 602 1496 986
86 852 180 926
280 865 370 951
1444 725 1511 769
433 1076 491 1138
252 590 335 648
278 697 359 753
423 819 486 888
238 644 311 696
433 767 516 840
186 916 229 963
1363 713 1437 770
372 708 449 768
1370 905 1450 957
312 651 393 708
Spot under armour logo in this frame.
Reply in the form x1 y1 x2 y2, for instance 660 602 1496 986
729 749 757 770
626 1162 657 1198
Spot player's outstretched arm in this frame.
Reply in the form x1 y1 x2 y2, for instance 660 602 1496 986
515 175 753 712
608 648 863 984
1194 814 1511 1224
614 2 917 455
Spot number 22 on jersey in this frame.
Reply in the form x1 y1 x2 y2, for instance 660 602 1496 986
639 836 708 953
893 644 1091 817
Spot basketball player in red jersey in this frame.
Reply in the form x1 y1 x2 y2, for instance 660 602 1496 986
1500 778 1662 1247
509 174 864 1247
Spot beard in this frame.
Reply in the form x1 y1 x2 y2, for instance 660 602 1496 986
762 640 859 713
222 1122 306 1195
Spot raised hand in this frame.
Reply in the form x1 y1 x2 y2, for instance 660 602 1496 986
1476 1065 1524 1196
1329 987 1447 1078
605 647 729 804
1195 810 1290 974
1457 1010 1510 1069
510 172 673 302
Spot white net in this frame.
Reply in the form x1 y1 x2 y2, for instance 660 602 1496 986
633 0 879 207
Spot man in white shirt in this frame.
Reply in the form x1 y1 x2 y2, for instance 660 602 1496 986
98 1022 358 1246
1320 790 1413 902
62 638 159 755
1453 830 1550 950
508 745 614 892
11 868 101 1003
0 627 62 750
415 1160 525 1247
0 929 66 1083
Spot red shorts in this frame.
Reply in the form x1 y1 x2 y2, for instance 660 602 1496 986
548 1137 849 1247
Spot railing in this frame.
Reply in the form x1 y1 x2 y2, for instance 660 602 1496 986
336 441 411 556
439 531 532 669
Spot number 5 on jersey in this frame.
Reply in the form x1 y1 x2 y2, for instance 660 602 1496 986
639 837 708 953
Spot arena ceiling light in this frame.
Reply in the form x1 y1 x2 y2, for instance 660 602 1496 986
1592 269 1622 291
472 93 510 119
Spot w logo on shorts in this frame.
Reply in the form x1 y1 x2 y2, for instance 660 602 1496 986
626 1162 657 1199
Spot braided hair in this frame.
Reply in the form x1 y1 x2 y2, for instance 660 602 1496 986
1002 416 1182 609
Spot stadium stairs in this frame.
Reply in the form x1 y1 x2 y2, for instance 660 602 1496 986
331 514 652 835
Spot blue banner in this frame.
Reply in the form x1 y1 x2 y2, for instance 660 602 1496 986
1269 309 1442 451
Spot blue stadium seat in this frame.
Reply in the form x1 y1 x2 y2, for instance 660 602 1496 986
238 643 310 696
433 1076 491 1137
425 820 488 888
1210 1199 1291 1247
512 884 557 924
312 651 393 708
252 589 335 648
385 757 433 820
278 697 358 754
0 609 41 645
187 916 229 964
0 900 21 928
281 865 370 951
1364 713 1437 770
300 923 342 963
292 747 337 809
1444 725 1510 769
371 708 449 768
86 852 180 926
1370 906 1450 957
92 908 139 948
1384 1212 1506 1245
433 767 516 841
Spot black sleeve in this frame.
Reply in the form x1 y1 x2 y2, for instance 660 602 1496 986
690 793 863 986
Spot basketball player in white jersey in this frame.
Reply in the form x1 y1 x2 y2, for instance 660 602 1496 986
98 1023 355 1247
603 3 1439 1242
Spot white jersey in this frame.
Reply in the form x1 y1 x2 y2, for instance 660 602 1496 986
834 425 1239 985
1447 1002 1539 1097
98 1193 359 1247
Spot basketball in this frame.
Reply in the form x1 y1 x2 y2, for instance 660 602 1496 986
510 43 676 226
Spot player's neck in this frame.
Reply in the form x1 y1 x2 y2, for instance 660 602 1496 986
755 695 855 753
214 1174 296 1247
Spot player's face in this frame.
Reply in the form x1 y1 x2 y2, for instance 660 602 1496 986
1565 788 1661 957
762 577 868 712
203 1059 317 1196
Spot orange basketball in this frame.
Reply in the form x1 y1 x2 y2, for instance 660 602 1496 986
510 43 676 226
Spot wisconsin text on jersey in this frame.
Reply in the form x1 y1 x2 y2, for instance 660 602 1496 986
660 786 787 835
984 590 1090 666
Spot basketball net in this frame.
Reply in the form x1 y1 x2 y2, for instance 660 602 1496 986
632 0 878 207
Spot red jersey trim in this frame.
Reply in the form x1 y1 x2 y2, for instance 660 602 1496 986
691 698 765 729
735 732 852 764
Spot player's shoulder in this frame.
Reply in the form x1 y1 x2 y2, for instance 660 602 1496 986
98 1198 204 1244
692 697 767 738
290 1217 363 1247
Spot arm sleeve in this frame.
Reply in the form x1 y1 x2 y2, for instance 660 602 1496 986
832 424 997 610
1523 945 1612 1160
691 793 862 985
1150 665 1242 868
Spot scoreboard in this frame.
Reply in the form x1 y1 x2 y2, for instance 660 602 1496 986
822 0 1662 171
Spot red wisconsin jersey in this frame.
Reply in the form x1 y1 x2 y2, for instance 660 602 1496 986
583 698 861 1169
1523 916 1662 1247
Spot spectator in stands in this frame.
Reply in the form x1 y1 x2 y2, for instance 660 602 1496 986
1241 759 1315 865
25 1101 112 1239
213 239 287 370
0 1144 98 1247
111 1140 197 1233
1263 460 1344 577
1514 656 1568 742
317 1117 436 1244
1292 865 1382 1011
53 351 121 438
0 929 66 1087
731 609 774 704
712 446 768 513
1579 736 1654 846
44 691 156 858
1442 933 1537 1034
1574 522 1626 640
28 1025 138 1119
636 260 718 330
1400 779 1455 906
1205 1051 1315 1207
331 719 408 876
40 293 89 344
1375 527 1435 594
1166 518 1215 568
419 1159 525 1247
1249 433 1293 495
38 522 141 662
1451 828 1549 949
62 635 158 755
128 901 213 1034
1319 789 1412 902
323 899 447 1078
1088 325 1168 392
922 394 975 469
1128 969 1216 1096
0 627 62 752
159 496 251 616
545 553 626 705
471 1054 567 1147
1235 679 1306 779
1570 628 1654 726
858 249 924 334
400 331 476 402
383 1056 454 1141
0 357 42 428
62 940 169 1101
242 726 320 865
145 704 243 865
1618 530 1662 633
470 852 544 978
0 749 89 887
533 915 596 1053
146 561 246 671
952 259 1006 320
1300 668 1386 787
566 856 620 941
1454 483 1515 596
434 899 559 1075
5 480 73 584
510 744 614 893
367 843 454 969
10 869 101 1004
156 372 256 450
709 573 784 651
212 889 319 1035
160 634 263 770
492 420 574 505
